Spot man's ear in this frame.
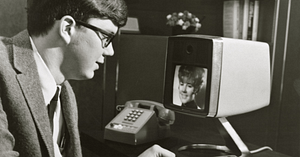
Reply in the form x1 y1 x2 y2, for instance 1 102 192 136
59 15 76 44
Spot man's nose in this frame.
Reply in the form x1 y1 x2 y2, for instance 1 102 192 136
103 43 114 56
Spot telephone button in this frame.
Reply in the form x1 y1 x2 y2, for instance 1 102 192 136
110 123 115 127
110 123 123 129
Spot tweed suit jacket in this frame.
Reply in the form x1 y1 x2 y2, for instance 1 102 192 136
0 30 82 157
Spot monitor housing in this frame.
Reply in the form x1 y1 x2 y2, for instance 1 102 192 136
163 35 271 118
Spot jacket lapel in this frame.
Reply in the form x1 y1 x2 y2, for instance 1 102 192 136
60 82 82 157
12 30 54 157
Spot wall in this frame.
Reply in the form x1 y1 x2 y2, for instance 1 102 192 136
116 35 168 105
0 0 27 36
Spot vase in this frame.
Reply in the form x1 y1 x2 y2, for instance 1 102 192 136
172 25 196 35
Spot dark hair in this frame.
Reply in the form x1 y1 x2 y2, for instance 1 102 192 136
27 0 128 36
178 65 204 91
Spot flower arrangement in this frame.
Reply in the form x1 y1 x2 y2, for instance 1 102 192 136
166 11 202 32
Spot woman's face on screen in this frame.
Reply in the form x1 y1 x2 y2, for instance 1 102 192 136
178 78 195 104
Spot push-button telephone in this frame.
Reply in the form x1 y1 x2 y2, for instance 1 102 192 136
104 100 175 145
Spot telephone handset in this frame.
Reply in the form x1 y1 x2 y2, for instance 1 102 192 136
104 100 175 145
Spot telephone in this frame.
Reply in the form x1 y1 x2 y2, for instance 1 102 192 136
104 100 175 145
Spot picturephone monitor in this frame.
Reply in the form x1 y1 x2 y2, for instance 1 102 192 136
163 34 271 118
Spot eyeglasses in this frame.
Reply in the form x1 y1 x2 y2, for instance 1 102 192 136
75 20 117 48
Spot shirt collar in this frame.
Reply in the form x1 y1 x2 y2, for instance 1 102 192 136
30 37 58 105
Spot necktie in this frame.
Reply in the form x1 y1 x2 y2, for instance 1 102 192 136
48 87 60 133
47 87 67 152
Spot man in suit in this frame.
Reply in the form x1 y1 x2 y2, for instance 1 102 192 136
0 0 175 157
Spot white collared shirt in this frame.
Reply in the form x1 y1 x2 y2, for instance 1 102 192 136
30 37 64 157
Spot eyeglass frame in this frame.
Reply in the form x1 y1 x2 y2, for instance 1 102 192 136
75 20 118 48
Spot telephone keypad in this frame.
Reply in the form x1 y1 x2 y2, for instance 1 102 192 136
124 109 144 122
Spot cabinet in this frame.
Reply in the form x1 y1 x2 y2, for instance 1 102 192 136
270 0 300 156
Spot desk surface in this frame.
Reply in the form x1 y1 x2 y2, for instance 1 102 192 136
80 114 291 157
80 128 290 157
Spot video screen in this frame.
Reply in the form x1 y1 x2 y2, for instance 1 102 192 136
172 65 207 110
